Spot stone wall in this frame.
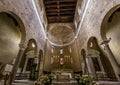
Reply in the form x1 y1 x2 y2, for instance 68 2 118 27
77 0 120 53
0 0 46 52
77 0 120 80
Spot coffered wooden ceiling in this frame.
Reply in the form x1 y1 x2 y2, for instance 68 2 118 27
43 0 77 23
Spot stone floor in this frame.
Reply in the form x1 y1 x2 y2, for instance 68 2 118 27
99 81 120 85
52 81 120 85
0 80 35 85
0 80 120 85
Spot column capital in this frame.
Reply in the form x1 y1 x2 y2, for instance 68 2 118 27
100 38 111 46
19 43 27 50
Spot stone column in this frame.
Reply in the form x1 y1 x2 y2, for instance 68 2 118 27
86 56 96 79
37 51 42 82
97 56 105 75
89 56 96 79
86 57 91 74
104 43 120 81
22 57 29 73
39 53 44 74
8 43 27 84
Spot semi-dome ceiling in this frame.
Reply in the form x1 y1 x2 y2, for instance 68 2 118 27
47 23 75 45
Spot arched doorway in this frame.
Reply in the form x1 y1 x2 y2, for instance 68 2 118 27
0 12 26 84
101 5 120 81
20 39 38 80
87 37 116 80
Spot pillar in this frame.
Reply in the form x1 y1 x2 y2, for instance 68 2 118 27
37 54 40 82
8 43 27 84
97 56 105 75
104 43 120 81
22 57 29 73
82 53 88 74
39 52 44 74
86 56 96 79
37 50 44 83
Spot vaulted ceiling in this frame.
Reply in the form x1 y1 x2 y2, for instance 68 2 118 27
43 0 77 23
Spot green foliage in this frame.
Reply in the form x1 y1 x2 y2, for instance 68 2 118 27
39 74 52 85
74 74 98 85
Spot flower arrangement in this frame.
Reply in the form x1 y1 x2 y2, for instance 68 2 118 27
74 74 99 85
39 74 53 85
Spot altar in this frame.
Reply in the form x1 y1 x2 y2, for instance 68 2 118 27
51 70 77 85
52 69 73 82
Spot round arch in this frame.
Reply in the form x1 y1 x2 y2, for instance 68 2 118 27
1 11 26 43
26 38 38 53
0 11 26 84
101 4 120 64
0 12 26 64
20 39 38 68
101 4 120 40
87 37 116 80
100 5 120 81
87 36 99 50
19 38 38 80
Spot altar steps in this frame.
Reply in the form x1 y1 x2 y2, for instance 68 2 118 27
52 81 77 85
